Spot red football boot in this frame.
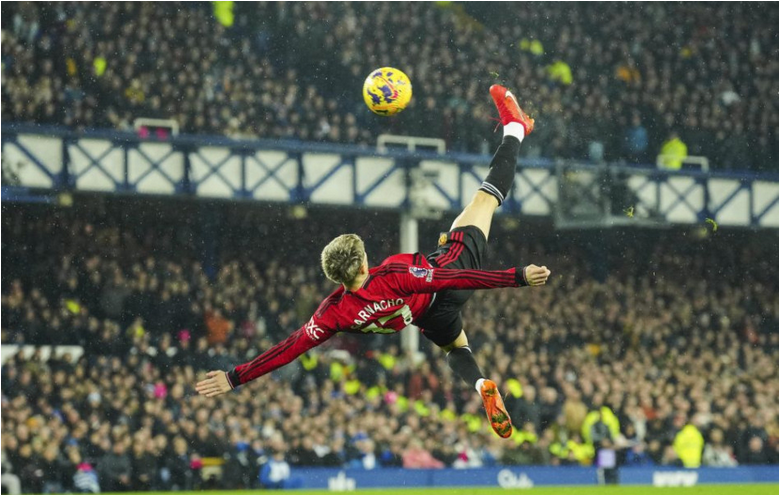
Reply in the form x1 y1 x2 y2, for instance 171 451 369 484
489 84 535 135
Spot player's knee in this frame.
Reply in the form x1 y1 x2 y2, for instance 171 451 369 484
441 331 469 352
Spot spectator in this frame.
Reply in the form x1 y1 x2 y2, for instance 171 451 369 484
97 442 131 492
658 131 688 170
320 438 347 468
547 60 573 86
259 451 295 489
511 385 541 430
596 438 619 484
672 417 704 468
165 437 196 491
624 115 649 164
14 444 42 495
348 436 377 470
289 438 321 468
40 444 69 494
702 429 738 468
73 461 100 494
206 308 232 346
624 444 654 467
130 439 157 490
500 439 548 466
741 436 770 465
402 439 444 469
1 449 22 495
563 388 587 436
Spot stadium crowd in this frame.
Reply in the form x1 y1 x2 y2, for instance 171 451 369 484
1 2 778 171
1 202 778 492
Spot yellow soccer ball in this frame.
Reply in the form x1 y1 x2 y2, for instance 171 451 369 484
362 67 412 116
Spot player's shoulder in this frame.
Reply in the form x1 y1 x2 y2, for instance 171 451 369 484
365 253 432 289
375 252 429 271
314 286 346 318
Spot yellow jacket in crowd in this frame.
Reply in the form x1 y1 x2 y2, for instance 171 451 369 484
674 424 704 468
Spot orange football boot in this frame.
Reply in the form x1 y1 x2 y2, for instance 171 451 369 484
480 379 513 438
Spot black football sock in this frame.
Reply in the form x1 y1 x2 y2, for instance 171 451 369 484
447 346 485 387
479 136 521 206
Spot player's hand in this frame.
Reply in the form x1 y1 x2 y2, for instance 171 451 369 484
195 371 233 398
525 264 551 286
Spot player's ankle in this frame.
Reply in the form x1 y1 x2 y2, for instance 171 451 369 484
504 122 526 142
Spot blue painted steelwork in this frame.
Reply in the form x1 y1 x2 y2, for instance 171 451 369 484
1 124 778 228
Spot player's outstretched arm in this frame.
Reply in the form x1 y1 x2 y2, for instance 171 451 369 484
394 263 550 294
195 320 333 397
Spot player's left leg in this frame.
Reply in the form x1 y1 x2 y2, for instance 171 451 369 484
441 330 513 438
448 85 535 242
419 269 514 439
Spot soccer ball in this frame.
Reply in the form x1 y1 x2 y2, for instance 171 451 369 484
362 67 412 116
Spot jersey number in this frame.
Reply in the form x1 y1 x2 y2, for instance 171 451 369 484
361 305 413 334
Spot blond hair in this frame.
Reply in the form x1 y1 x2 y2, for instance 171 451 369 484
320 234 366 285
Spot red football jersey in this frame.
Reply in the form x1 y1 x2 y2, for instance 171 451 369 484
227 253 526 387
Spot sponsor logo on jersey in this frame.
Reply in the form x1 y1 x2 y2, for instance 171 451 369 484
305 317 325 341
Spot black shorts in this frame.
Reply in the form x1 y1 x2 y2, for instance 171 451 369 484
414 225 488 347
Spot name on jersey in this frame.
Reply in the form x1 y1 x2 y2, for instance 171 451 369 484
352 298 405 328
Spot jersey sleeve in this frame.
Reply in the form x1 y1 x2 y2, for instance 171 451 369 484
391 263 528 294
226 316 334 387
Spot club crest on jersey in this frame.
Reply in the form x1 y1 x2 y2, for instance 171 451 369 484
409 266 433 282
438 233 448 246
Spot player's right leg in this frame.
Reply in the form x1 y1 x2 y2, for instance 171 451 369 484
448 85 535 241
441 330 513 438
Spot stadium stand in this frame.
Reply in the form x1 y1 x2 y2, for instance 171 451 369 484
1 201 778 491
1 2 778 170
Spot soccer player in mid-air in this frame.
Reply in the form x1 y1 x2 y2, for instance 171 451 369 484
196 85 551 438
